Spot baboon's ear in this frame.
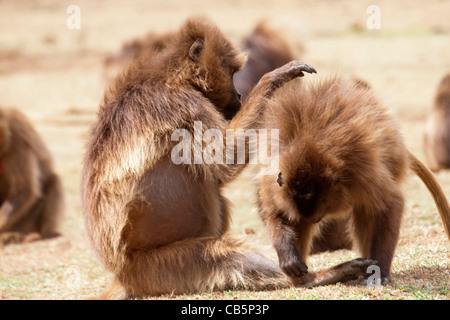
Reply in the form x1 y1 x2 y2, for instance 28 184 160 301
276 172 283 187
189 38 204 61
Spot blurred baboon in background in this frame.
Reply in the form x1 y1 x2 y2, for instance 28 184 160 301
0 107 64 245
424 73 450 172
234 20 303 102
103 31 173 88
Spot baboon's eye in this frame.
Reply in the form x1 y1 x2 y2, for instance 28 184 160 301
276 172 283 187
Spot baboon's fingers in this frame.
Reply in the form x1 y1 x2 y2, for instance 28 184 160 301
280 255 308 277
294 258 377 287
296 62 317 75
264 61 317 89
342 258 378 276
283 61 317 78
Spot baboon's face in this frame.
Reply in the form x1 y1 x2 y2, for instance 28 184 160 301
222 76 242 120
203 51 243 120
277 166 350 224
277 169 331 223
189 37 245 120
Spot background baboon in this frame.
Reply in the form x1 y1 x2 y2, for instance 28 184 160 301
0 107 64 245
233 20 302 103
103 32 173 89
424 73 450 172
82 19 371 299
258 78 450 284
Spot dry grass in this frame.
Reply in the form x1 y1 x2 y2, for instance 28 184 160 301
0 0 449 300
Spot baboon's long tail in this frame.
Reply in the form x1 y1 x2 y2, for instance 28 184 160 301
96 236 290 299
409 151 450 240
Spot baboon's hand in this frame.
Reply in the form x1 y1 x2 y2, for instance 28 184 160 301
280 252 308 277
263 61 317 92
335 258 378 283
297 258 378 288
279 61 317 78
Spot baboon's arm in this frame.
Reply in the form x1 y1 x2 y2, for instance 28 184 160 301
217 61 316 184
0 151 40 232
0 190 39 232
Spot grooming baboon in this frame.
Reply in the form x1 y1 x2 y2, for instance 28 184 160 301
82 19 373 299
258 78 450 284
233 20 301 103
0 107 63 245
424 73 450 172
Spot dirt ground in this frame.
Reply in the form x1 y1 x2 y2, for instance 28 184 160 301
0 0 449 300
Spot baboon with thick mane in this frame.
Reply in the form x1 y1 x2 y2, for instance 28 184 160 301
258 77 450 284
424 73 450 172
82 18 373 299
0 107 63 245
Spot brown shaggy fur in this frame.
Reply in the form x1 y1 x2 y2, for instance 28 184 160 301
257 78 450 284
0 107 64 245
310 218 353 254
309 76 371 254
424 73 450 172
82 18 373 299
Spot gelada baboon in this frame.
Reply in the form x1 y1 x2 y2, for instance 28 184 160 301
258 77 450 284
0 107 63 245
82 19 373 299
424 73 450 172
